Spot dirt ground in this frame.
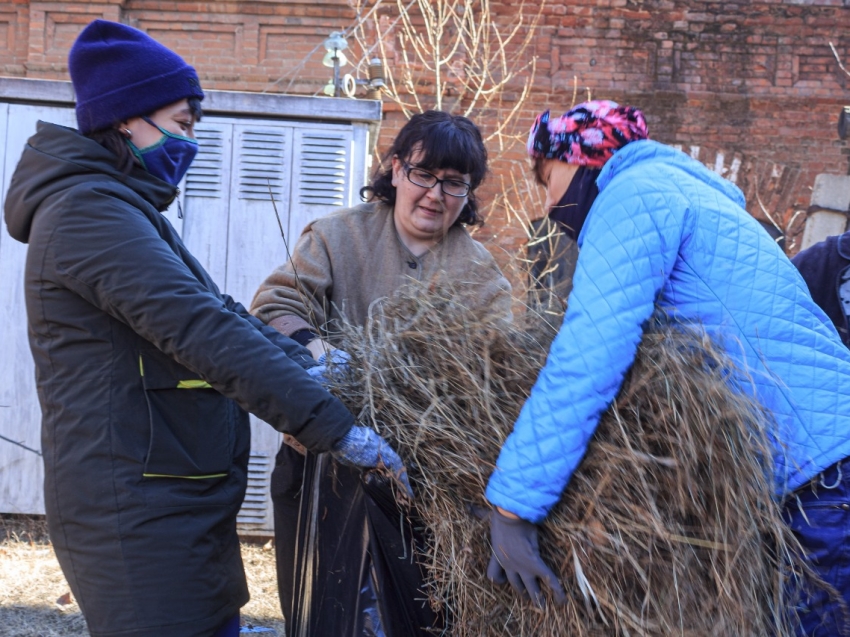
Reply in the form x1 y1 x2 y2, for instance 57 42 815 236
0 514 287 637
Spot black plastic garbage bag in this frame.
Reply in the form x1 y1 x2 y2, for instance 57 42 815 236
288 452 442 637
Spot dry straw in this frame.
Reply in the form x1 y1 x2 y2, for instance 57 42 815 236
325 279 814 636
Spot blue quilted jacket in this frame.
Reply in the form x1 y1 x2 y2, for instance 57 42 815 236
486 140 850 523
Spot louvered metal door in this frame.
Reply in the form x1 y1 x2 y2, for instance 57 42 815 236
290 129 354 242
183 118 357 535
182 124 233 286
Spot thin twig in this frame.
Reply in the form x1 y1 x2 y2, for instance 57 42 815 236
0 432 42 456
266 182 322 333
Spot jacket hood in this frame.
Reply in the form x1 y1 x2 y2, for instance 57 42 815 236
597 139 747 209
838 230 850 261
3 121 177 243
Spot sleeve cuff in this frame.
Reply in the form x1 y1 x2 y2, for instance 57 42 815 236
290 328 318 346
268 314 315 337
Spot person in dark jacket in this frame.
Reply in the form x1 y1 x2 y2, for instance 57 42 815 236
2 19 407 637
792 230 850 348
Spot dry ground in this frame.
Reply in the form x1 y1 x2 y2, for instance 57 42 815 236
0 514 287 637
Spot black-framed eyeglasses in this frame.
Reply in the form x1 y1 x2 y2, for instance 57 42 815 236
404 164 471 198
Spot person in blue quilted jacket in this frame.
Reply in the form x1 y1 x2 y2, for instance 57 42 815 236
484 100 850 635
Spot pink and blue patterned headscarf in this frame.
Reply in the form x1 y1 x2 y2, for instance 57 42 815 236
527 100 649 168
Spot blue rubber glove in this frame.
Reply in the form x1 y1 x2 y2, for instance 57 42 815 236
487 508 566 607
317 349 351 368
331 425 413 497
306 349 351 385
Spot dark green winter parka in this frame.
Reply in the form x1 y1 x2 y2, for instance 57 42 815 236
3 122 354 637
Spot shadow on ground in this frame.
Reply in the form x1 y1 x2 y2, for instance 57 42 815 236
0 604 88 637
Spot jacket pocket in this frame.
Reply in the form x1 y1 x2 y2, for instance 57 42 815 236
139 351 233 478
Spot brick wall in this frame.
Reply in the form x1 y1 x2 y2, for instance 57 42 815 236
2 0 849 254
510 0 850 253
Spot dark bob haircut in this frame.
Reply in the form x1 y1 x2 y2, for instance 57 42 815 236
360 110 488 226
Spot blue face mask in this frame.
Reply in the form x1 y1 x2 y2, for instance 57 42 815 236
127 116 198 186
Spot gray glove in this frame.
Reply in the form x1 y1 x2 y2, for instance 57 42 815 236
487 508 566 607
306 349 351 385
331 425 413 496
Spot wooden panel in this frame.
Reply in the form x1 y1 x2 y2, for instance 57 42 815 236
225 124 294 533
203 89 381 124
350 123 370 203
236 452 273 536
0 103 76 514
226 123 293 308
185 126 227 199
0 78 75 103
181 119 233 286
0 79 382 125
236 127 289 202
160 176 186 238
289 125 354 241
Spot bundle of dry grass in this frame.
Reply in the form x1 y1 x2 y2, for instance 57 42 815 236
326 281 809 636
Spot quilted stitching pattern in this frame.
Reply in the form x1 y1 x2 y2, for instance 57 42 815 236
486 140 850 523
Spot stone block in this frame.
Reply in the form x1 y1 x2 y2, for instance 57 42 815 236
810 174 850 211
800 209 849 251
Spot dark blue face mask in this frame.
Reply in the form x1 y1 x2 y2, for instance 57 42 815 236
127 116 198 186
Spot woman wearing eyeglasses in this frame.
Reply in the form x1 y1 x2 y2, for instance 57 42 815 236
251 110 511 360
250 110 511 635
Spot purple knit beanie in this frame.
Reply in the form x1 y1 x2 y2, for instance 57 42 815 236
69 20 204 134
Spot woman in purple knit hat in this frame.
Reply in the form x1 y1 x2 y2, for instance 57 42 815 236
3 19 408 637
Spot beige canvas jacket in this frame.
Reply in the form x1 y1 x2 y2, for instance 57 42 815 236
249 202 512 339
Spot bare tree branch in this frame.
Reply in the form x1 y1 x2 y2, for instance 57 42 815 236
829 41 850 79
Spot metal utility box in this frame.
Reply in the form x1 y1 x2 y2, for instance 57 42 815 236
0 78 381 536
